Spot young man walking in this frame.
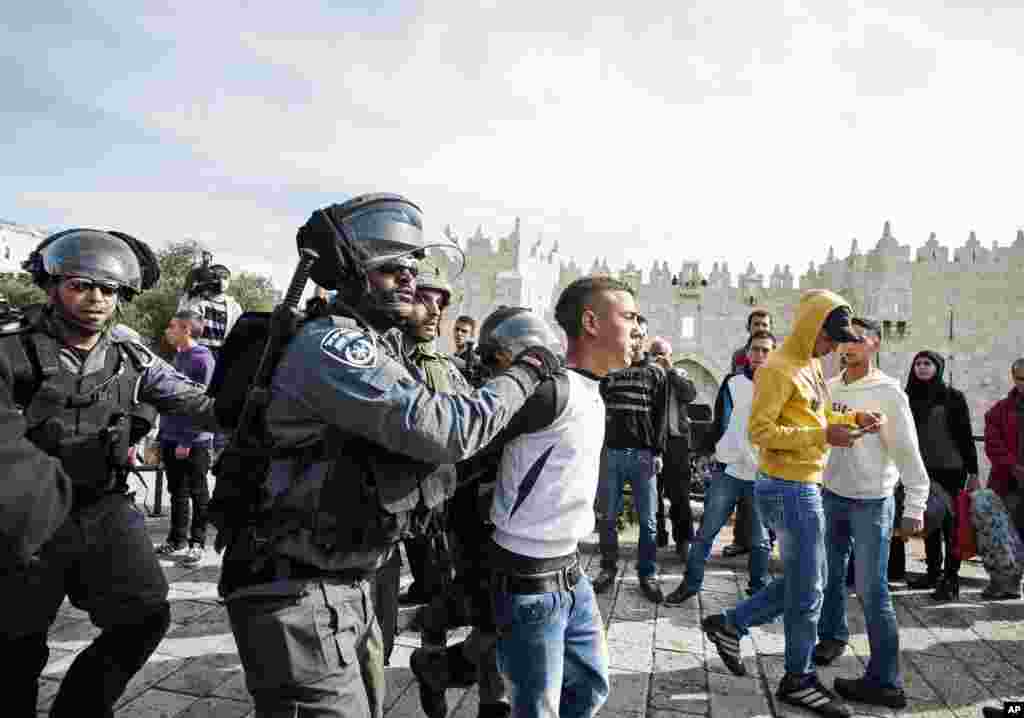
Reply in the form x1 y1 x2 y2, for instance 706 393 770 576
665 330 776 605
489 276 639 718
156 310 217 564
813 318 929 709
702 290 884 718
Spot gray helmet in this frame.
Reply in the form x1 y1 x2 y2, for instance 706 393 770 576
25 229 144 295
298 193 427 290
477 307 564 363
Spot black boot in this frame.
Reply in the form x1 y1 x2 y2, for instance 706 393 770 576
932 574 960 602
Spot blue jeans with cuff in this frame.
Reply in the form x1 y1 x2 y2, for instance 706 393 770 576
723 474 826 677
819 489 902 688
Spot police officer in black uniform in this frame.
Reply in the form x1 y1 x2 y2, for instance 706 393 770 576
0 228 220 717
216 194 561 718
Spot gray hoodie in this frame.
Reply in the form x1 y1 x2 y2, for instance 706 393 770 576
823 369 930 521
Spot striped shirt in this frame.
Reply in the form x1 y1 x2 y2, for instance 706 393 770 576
600 357 669 451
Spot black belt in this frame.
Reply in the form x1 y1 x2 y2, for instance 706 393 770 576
492 559 581 594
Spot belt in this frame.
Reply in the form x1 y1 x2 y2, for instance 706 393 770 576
492 559 581 595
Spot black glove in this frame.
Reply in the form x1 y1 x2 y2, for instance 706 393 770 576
512 345 562 382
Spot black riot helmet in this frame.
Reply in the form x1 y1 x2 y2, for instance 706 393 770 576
24 228 158 300
477 306 564 366
297 193 466 292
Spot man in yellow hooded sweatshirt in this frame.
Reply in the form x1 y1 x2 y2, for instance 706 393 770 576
702 290 884 718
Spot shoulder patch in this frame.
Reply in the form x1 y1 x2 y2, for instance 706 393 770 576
321 327 378 368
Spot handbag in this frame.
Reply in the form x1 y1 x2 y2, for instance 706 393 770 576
955 489 977 561
892 481 952 537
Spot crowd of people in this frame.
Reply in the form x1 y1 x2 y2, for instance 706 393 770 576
0 197 1021 718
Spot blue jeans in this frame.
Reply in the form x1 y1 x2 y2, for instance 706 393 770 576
493 575 609 718
819 489 901 689
599 447 658 578
686 471 770 593
724 475 826 676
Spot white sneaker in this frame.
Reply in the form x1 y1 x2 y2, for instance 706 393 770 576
182 546 205 564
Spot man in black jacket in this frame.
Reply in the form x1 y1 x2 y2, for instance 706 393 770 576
649 337 697 560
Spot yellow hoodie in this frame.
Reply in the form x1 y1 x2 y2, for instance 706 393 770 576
748 289 858 483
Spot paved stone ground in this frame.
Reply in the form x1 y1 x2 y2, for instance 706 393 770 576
38 509 1024 717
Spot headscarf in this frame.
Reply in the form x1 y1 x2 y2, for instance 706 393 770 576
905 350 948 427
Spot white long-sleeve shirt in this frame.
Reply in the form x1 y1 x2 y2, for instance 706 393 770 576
823 369 930 521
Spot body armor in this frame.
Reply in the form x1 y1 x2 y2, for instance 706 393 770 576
1 317 157 506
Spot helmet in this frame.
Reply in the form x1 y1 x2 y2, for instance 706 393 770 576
477 307 564 363
298 193 427 290
416 264 453 310
24 229 146 296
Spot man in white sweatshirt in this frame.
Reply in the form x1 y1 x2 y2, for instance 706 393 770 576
813 317 929 710
665 330 776 605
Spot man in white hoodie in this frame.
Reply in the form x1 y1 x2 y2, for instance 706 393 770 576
665 330 776 605
813 317 929 710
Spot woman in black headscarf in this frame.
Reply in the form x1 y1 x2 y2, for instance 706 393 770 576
904 350 979 600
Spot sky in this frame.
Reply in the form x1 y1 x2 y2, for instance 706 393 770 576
4 1 1024 292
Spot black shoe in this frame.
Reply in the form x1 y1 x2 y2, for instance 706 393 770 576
777 673 851 717
399 583 431 606
722 543 750 558
410 647 448 718
592 568 617 595
478 703 511 718
906 573 939 590
664 585 698 606
702 615 745 676
639 575 664 604
812 639 848 666
932 576 960 602
833 676 907 709
982 707 1006 718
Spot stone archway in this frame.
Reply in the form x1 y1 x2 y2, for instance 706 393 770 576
672 352 725 406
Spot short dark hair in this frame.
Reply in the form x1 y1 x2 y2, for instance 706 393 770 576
173 310 205 338
852 317 882 341
555 276 635 339
746 309 771 331
746 330 777 350
454 315 476 330
1011 357 1024 375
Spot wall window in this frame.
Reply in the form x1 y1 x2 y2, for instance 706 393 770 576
681 316 695 339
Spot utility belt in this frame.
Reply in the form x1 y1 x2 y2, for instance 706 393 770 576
492 556 581 595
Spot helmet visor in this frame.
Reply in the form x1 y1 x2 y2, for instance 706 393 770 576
343 200 425 268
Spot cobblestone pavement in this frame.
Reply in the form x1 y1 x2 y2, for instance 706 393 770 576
38 512 1024 717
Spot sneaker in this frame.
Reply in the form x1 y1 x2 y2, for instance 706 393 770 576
777 673 851 717
702 614 745 676
182 545 204 565
833 676 907 709
906 573 939 590
722 543 750 558
592 569 617 595
154 542 187 556
639 576 664 604
664 585 698 606
812 639 848 666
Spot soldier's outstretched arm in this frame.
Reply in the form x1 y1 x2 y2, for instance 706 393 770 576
271 324 555 465
0 374 72 568
135 349 220 431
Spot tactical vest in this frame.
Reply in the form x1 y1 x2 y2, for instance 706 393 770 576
212 315 456 582
0 325 158 504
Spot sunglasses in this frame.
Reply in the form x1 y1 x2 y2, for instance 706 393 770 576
62 277 120 297
373 262 419 278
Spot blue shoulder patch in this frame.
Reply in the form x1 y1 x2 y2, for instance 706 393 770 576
321 327 378 369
